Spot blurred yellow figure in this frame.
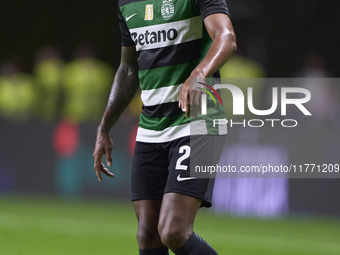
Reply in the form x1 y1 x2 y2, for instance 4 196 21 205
62 45 115 122
219 54 265 79
128 92 143 117
0 60 36 122
34 46 64 122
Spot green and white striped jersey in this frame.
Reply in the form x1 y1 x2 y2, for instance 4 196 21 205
118 0 229 143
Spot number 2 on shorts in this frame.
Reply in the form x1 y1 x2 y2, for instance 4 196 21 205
175 145 191 170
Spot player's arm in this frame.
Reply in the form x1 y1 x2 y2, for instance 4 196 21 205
179 13 237 117
93 46 139 181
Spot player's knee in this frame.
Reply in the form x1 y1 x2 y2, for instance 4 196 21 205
158 224 188 248
136 226 161 246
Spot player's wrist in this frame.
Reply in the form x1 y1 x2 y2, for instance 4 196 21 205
97 125 110 134
190 67 208 80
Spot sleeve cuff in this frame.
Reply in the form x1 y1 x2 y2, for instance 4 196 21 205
201 9 230 20
121 40 136 47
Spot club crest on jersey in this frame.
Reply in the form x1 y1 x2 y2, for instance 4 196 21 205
161 0 174 21
145 4 154 21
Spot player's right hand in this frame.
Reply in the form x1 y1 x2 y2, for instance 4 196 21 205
93 130 114 182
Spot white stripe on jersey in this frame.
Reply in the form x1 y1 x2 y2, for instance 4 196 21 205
141 84 180 106
136 120 206 143
136 120 227 143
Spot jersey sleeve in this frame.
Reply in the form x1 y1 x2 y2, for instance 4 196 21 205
117 7 135 47
193 0 230 20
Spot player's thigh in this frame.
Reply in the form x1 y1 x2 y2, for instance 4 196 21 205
159 193 201 228
134 200 164 249
134 200 162 228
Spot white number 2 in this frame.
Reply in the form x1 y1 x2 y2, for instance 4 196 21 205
175 145 191 170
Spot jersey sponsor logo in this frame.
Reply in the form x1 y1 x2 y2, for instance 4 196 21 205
131 28 178 47
129 16 202 51
126 13 138 22
176 174 196 182
145 4 154 21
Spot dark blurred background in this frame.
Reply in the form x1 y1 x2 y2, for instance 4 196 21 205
1 0 339 76
0 0 340 218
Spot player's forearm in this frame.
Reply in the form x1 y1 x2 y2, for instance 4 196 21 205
98 64 139 133
192 31 236 79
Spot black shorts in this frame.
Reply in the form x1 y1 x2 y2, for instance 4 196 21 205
131 135 225 208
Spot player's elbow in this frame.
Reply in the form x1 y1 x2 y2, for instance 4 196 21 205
222 30 237 53
230 33 237 53
213 29 237 55
120 62 138 77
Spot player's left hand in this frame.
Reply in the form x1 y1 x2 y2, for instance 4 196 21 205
178 78 205 118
